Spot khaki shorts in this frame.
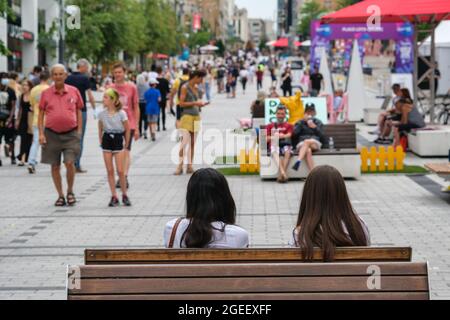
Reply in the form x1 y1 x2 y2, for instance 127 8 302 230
41 128 81 166
179 115 201 133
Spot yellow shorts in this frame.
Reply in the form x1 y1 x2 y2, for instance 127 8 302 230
179 115 201 133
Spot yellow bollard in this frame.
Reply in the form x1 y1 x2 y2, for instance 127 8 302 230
378 147 387 172
387 146 395 171
369 146 378 172
239 149 248 173
360 147 369 172
248 148 257 173
395 146 405 171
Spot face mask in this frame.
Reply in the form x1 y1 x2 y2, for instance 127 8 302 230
1 78 9 86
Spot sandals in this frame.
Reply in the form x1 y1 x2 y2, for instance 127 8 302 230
55 197 66 207
174 164 183 176
186 166 195 174
66 192 77 206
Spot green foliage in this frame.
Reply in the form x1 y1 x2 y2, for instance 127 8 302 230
187 19 213 50
0 0 14 56
297 0 328 39
37 20 58 59
335 0 358 10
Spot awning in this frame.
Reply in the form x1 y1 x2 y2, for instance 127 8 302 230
271 38 302 48
321 0 450 23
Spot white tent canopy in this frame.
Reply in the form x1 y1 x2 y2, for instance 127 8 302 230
422 20 450 48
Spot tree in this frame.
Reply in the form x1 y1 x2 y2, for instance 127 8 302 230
187 19 213 50
335 0 359 10
297 0 328 39
0 0 14 56
65 0 146 65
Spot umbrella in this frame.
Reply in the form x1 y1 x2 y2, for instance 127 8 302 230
321 0 450 123
300 40 311 47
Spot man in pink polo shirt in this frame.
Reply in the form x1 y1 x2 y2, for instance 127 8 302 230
38 64 84 207
108 62 140 188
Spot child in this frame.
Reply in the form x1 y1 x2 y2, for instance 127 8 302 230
144 78 161 141
98 88 131 207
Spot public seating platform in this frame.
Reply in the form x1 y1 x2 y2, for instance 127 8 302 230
259 124 361 179
408 127 450 157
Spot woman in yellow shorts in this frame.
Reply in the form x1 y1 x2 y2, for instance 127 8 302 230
175 70 208 175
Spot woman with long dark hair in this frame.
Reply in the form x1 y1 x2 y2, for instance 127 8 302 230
15 80 34 166
164 168 249 248
290 165 370 261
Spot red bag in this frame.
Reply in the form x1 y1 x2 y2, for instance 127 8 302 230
400 136 408 151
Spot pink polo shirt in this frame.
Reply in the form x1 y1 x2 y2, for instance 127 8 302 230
108 82 139 130
39 84 84 133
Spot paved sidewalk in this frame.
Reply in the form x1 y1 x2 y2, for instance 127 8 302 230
0 78 449 300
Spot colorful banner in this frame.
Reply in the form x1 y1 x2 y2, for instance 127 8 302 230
193 14 201 31
265 98 328 125
310 20 414 74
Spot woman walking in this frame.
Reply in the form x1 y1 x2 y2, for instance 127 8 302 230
281 67 293 97
136 74 149 139
98 88 131 207
175 70 208 175
15 80 34 166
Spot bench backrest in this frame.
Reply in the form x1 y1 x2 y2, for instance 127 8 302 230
322 124 357 149
84 247 412 265
67 262 429 300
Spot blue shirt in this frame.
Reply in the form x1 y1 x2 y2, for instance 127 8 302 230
144 88 161 115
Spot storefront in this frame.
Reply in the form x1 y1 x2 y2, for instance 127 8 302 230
7 24 34 73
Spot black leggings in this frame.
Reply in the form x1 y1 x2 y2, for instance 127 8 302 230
18 133 33 162
283 88 292 97
139 101 148 136
158 100 167 129
241 78 247 91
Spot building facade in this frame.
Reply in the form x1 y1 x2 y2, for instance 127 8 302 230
0 0 60 74
232 6 249 43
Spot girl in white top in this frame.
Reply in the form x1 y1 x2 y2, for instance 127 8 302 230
164 168 249 248
289 165 371 261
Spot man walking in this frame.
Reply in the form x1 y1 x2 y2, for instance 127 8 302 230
309 66 324 97
109 62 140 188
38 64 84 206
65 59 97 173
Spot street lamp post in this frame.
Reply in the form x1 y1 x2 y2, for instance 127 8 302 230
58 0 65 64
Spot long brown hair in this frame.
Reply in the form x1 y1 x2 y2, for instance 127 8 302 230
295 165 369 261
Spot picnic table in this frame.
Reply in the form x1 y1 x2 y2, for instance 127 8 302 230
425 163 450 192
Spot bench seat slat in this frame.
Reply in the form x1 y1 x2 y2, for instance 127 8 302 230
70 276 429 295
76 262 427 278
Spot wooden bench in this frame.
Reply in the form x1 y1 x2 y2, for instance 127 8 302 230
259 124 361 179
425 163 450 192
67 261 429 300
84 247 412 265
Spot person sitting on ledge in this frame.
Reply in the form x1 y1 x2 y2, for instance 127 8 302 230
164 168 249 248
392 98 426 148
291 104 325 172
289 165 371 261
266 105 294 183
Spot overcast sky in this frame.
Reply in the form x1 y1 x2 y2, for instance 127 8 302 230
235 0 277 21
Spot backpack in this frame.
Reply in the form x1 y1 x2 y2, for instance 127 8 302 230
0 91 11 121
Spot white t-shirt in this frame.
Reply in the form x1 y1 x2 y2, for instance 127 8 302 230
288 216 371 247
239 69 249 79
164 218 249 248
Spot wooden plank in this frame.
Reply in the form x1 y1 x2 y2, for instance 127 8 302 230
69 292 429 300
85 247 412 264
70 276 429 295
425 163 450 174
76 262 427 278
